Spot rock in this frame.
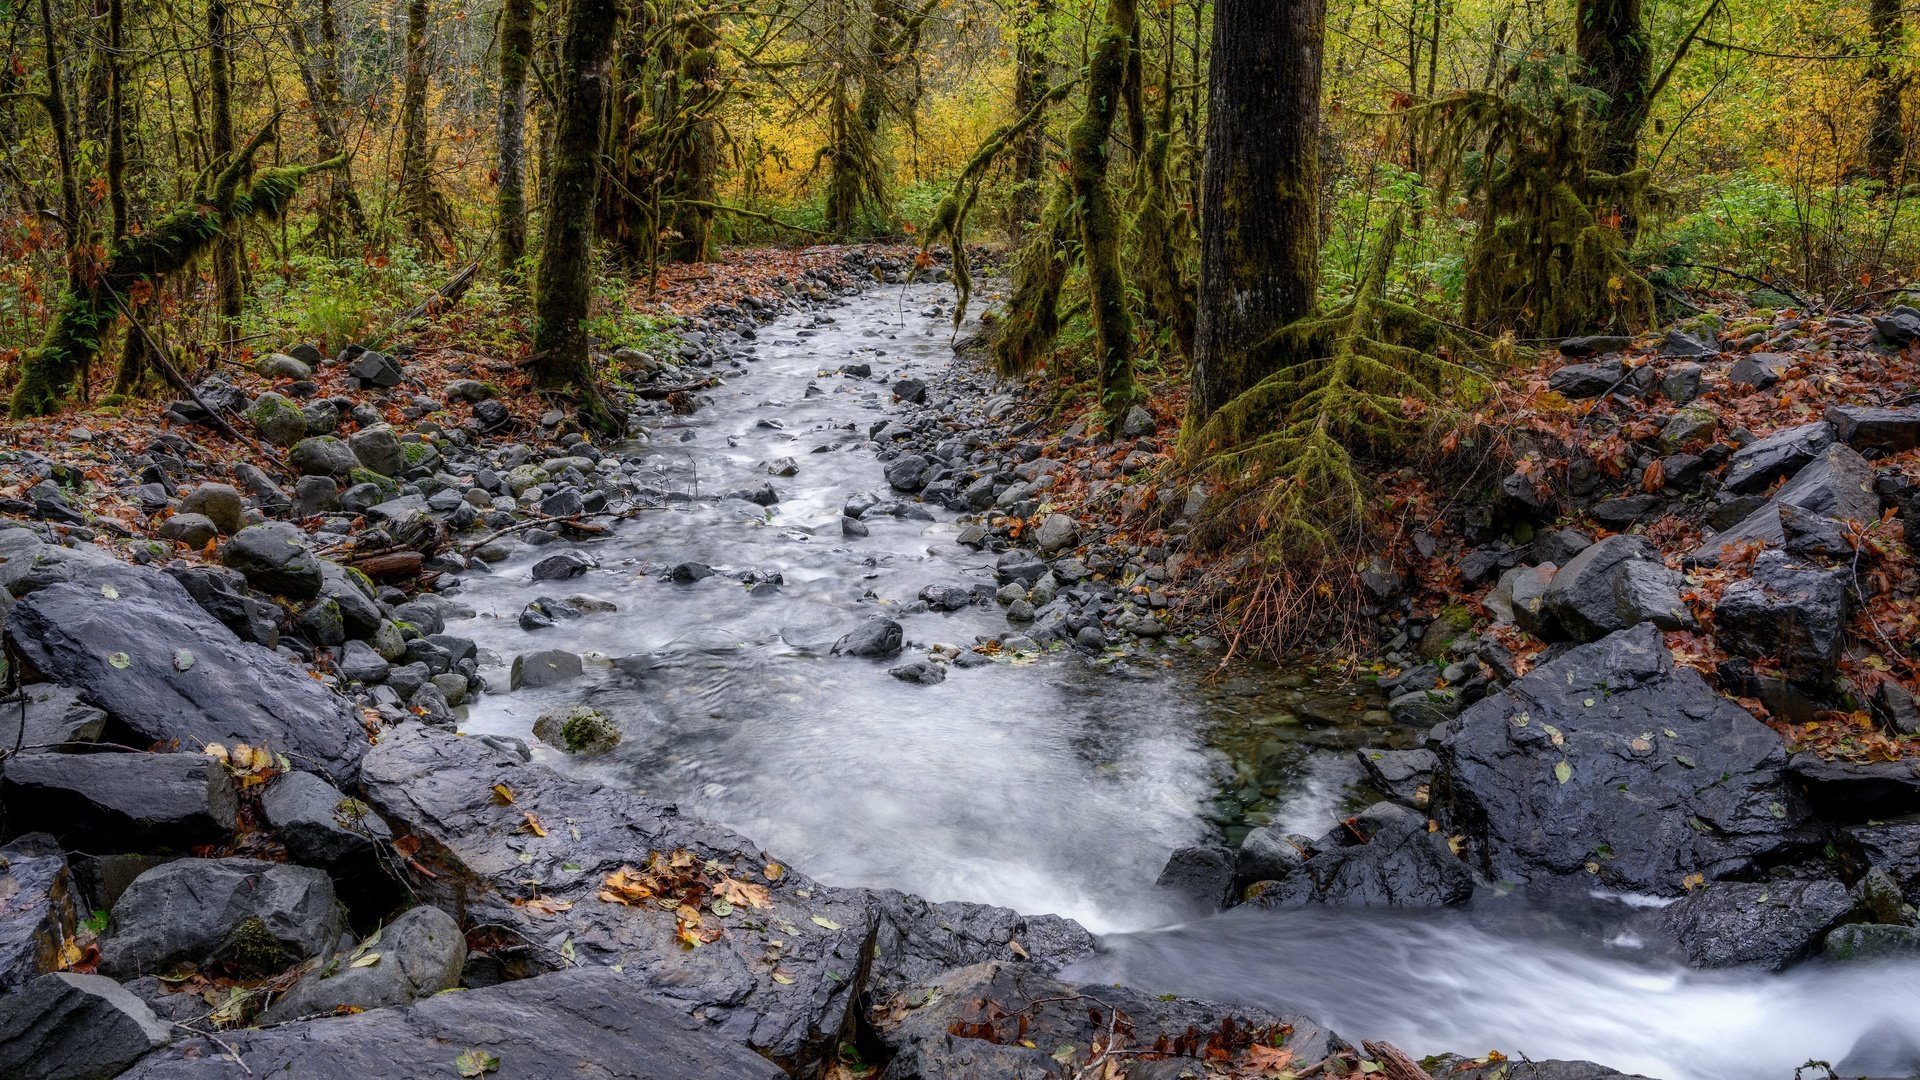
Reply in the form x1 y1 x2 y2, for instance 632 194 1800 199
1497 563 1559 638
1727 352 1788 390
1 752 236 853
1826 404 1920 454
885 453 930 492
357 725 871 1075
1588 493 1664 528
289 435 359 478
530 549 595 581
256 352 313 380
1658 407 1718 452
221 522 323 597
1432 1057 1657 1080
864 890 1095 1001
1786 754 1920 821
531 706 620 755
1540 534 1694 642
1872 681 1920 737
1236 827 1309 887
1779 500 1854 558
4 567 367 783
260 770 390 870
1714 551 1847 684
1559 335 1632 358
1824 923 1920 961
175 483 245 535
99 857 344 978
1155 845 1237 910
245 393 309 447
1872 305 1920 347
1121 404 1155 437
917 584 972 611
0 972 172 1080
831 614 903 658
0 684 106 754
1248 803 1472 909
262 905 464 1022
1658 879 1855 969
364 495 437 549
668 561 713 584
510 649 584 689
1356 747 1436 807
1434 624 1808 894
1548 360 1626 398
893 377 928 404
348 425 407 477
730 481 779 506
346 349 402 388
1691 444 1880 565
1661 329 1717 357
126 967 785 1080
1720 421 1834 495
1660 362 1704 403
888 659 947 685
1033 512 1079 554
154 513 218 549
1388 688 1460 726
472 399 510 430
163 565 281 647
0 835 75 993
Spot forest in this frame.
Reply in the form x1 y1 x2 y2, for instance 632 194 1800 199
3 0 1920 1077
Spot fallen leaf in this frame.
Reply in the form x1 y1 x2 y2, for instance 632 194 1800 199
520 811 547 837
810 915 842 930
1554 760 1573 784
490 784 515 806
454 1048 500 1077
716 877 771 910
350 951 381 968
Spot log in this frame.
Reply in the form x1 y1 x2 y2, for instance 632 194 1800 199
348 550 424 582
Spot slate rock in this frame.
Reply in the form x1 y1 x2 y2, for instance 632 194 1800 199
864 890 1096 1001
510 649 584 689
154 513 218 549
0 972 172 1080
1826 404 1920 454
1434 624 1808 894
4 567 367 783
260 770 390 870
346 350 402 388
831 614 903 658
1714 550 1847 684
163 564 280 647
0 834 76 993
1033 512 1079 554
1588 493 1664 529
668 560 713 584
357 725 871 1076
262 905 464 1022
175 483 245 535
0 683 107 750
1248 803 1472 909
1727 352 1788 391
885 453 931 492
1661 329 1717 357
347 425 406 477
531 706 620 755
1872 681 1920 737
221 522 323 597
1431 1057 1657 1080
888 659 946 685
1658 879 1855 969
1786 754 1920 822
289 436 358 478
1548 360 1626 399
1 752 236 853
1356 747 1436 808
530 549 595 581
100 857 344 978
893 377 928 404
1541 534 1694 642
1155 845 1237 910
1559 335 1632 358
1720 421 1834 495
1872 305 1920 347
1660 362 1704 403
1236 827 1310 888
1692 443 1880 565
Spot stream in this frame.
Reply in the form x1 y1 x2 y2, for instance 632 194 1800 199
441 280 1920 1080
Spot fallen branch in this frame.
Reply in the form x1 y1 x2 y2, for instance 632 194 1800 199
111 290 256 448
1361 1041 1435 1080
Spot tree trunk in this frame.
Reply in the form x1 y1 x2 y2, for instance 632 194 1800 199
496 0 535 282
667 18 719 263
1573 0 1650 176
289 0 367 243
1008 0 1053 240
208 0 243 344
106 0 151 394
1069 0 1143 433
530 0 620 435
399 0 436 246
1867 0 1908 182
1187 0 1325 428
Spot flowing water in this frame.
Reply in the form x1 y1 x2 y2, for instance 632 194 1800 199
442 280 1920 1080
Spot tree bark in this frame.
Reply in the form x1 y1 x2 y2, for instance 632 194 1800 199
1188 0 1325 428
208 0 243 343
1008 0 1053 240
289 0 367 242
399 0 436 246
1867 0 1908 182
1574 0 1651 176
1070 0 1143 433
530 0 620 435
496 0 535 282
667 17 719 263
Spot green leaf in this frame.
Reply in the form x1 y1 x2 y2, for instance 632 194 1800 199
173 649 195 672
107 652 131 669
810 915 842 930
101 584 119 599
1554 760 1573 784
454 1049 500 1077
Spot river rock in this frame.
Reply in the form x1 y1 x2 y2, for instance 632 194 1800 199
531 705 620 754
1548 360 1626 399
510 649 584 688
1356 747 1436 808
290 435 359 478
832 614 903 658
1 752 236 853
888 659 946 685
0 683 107 750
1713 551 1847 684
1657 879 1856 969
1033 512 1079 554
245 392 309 447
1156 845 1238 909
1248 802 1472 909
1432 1057 1659 1080
221 522 323 597
531 549 595 581
357 724 872 1076
1824 923 1920 961
175 482 245 535
346 349 402 388
1540 534 1694 642
153 513 217 549
885 453 931 492
121 967 786 1080
348 425 407 477
262 905 464 1022
99 857 344 978
1691 443 1880 565
0 972 172 1080
260 770 390 870
1827 404 1920 454
864 890 1096 1001
1720 421 1833 495
1785 754 1920 821
4 567 367 783
0 834 76 993
1434 623 1808 894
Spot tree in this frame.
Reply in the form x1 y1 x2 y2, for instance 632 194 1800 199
1069 0 1145 432
1187 0 1326 429
288 0 368 244
1866 0 1908 182
399 0 452 248
496 0 536 283
530 0 622 435
208 0 243 344
1573 0 1650 177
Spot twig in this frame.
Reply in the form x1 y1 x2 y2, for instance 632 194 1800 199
172 1023 252 1076
109 290 257 448
1657 262 1814 311
1361 1041 1436 1080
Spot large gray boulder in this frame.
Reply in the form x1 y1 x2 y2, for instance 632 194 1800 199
1657 879 1856 969
1691 443 1880 565
259 770 390 870
1540 534 1694 642
0 972 172 1080
120 968 786 1080
1434 624 1809 894
221 522 323 598
1827 404 1920 454
1247 802 1472 909
0 834 76 993
0 683 107 750
863 890 1095 1002
357 724 874 1077
99 858 344 979
831 614 903 658
347 425 407 477
1714 550 1848 684
262 905 464 1022
0 752 236 853
1719 421 1833 495
4 566 367 783
289 436 358 478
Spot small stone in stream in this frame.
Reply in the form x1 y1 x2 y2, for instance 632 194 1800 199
1826 404 1920 454
1236 827 1309 887
0 972 172 1080
391 599 445 635
919 584 972 611
1559 335 1632 357
767 456 799 477
1005 599 1035 622
511 649 585 689
533 707 620 755
100 858 344 979
1156 845 1237 910
885 453 931 492
841 516 869 538
888 660 947 685
263 904 462 1024
531 549 595 581
1658 880 1855 970
347 349 403 388
1721 420 1834 495
893 377 928 404
1251 803 1473 910
1547 360 1626 399
993 550 1049 585
1388 688 1460 726
1661 329 1717 357
260 771 391 870
1033 512 1079 554
667 560 713 584
832 615 904 658
844 491 880 518
289 435 358 478
1074 625 1106 649
730 481 779 506
540 488 585 517
1661 361 1704 403
155 513 218 549
221 522 323 598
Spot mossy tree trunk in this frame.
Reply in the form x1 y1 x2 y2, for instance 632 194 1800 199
530 0 621 436
208 0 244 346
106 0 151 393
1188 0 1325 429
1070 0 1144 434
288 0 368 245
825 0 936 237
1007 0 1053 240
1573 0 1650 175
496 0 536 283
666 16 719 264
399 0 437 247
1867 0 1908 182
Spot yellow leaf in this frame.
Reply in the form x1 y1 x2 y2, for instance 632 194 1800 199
716 877 771 911
810 915 842 930
771 970 795 984
491 784 516 806
351 951 381 968
520 811 547 837
764 862 785 881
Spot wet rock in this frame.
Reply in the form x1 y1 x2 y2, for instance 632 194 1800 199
1660 362 1703 403
261 770 390 870
262 905 464 1022
1720 421 1834 495
668 561 713 584
1872 306 1920 347
175 483 245 535
1356 747 1436 808
917 583 972 611
221 522 323 597
163 565 280 647
290 435 359 478
1658 879 1855 969
1434 624 1808 894
1 752 236 854
509 649 584 689
832 614 903 658
1033 512 1079 554
1540 534 1693 642
1872 681 1920 737
1727 352 1788 391
245 392 309 447
1559 335 1632 358
1121 404 1156 437
865 891 1095 1001
1548 360 1626 399
1236 827 1310 888
885 453 931 492
1661 329 1717 357
532 706 620 755
4 567 367 783
346 349 402 388
0 834 76 992
1824 923 1920 961
1714 551 1846 684
358 725 871 1076
1249 803 1471 909
1432 1057 1657 1080
1156 845 1238 910
1826 403 1920 454
99 857 344 978
888 659 947 685
1779 500 1854 558
1588 493 1664 529
893 377 928 404
348 425 406 477
1786 754 1920 822
530 549 595 581
1691 444 1880 565
0 972 172 1080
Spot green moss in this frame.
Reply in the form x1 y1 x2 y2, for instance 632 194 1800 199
348 468 399 494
